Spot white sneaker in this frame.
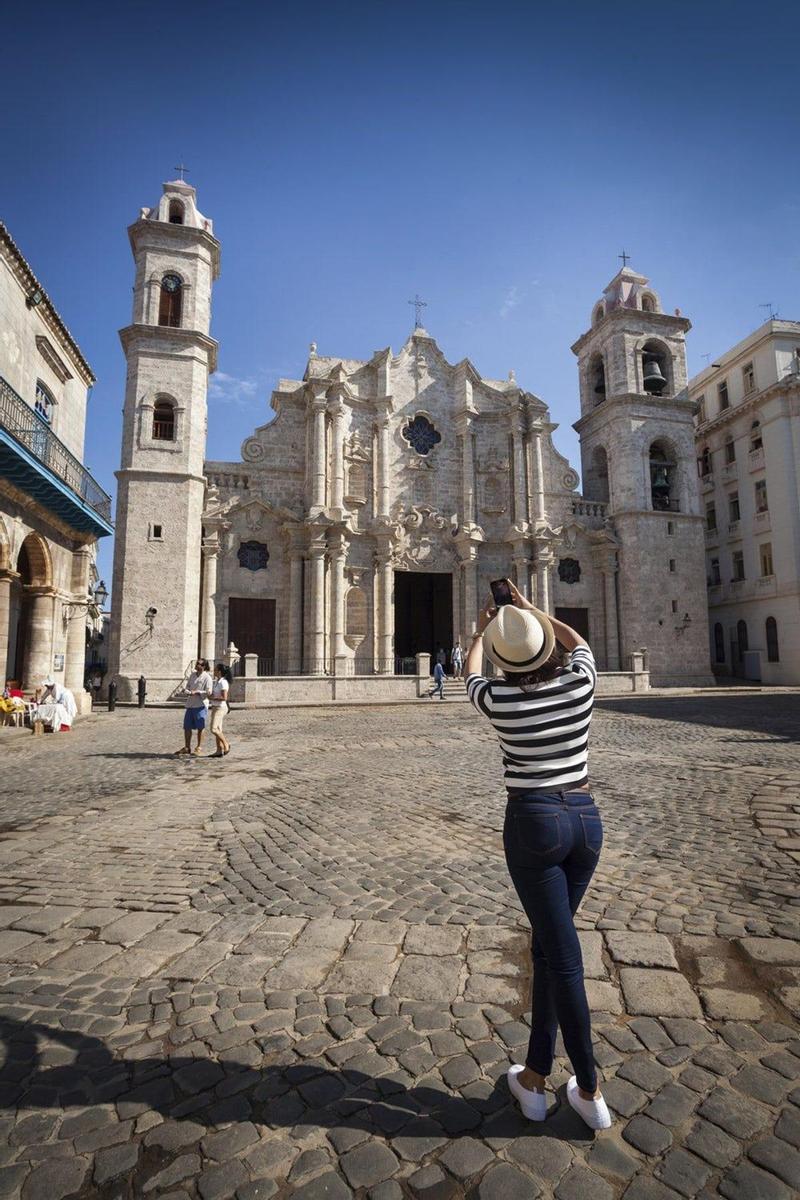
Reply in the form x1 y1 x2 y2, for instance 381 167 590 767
507 1065 548 1121
566 1075 613 1129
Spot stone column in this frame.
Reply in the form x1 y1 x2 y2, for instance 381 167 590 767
457 418 475 527
534 551 553 614
329 532 348 659
511 421 528 526
308 539 327 673
329 398 346 515
461 551 479 636
310 395 328 514
199 540 219 663
376 403 391 520
64 548 92 693
376 553 394 673
0 571 14 684
595 548 620 670
512 554 530 599
532 428 546 522
287 549 304 673
24 588 55 689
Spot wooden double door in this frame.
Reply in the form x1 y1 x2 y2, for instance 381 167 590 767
228 598 276 663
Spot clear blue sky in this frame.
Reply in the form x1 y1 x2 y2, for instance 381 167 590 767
3 0 798 584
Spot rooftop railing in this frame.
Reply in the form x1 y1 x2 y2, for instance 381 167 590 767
0 374 111 522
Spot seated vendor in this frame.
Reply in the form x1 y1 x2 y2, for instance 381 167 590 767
0 680 26 721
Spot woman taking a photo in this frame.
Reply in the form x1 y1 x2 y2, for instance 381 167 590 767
464 579 611 1130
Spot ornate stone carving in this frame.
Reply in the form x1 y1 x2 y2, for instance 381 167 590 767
242 437 265 462
477 446 510 473
391 505 454 569
558 557 581 584
562 468 580 491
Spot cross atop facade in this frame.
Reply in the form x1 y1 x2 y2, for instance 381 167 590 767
174 162 190 181
618 249 631 269
408 293 428 328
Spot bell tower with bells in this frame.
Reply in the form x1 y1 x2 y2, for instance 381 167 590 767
572 263 713 685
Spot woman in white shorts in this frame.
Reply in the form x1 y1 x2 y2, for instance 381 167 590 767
209 664 231 757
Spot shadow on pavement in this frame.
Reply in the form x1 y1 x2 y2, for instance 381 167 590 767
596 693 800 741
0 1015 593 1145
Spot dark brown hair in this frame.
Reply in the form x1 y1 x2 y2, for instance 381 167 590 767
502 644 567 689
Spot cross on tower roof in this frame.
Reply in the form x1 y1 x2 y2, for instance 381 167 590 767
408 293 427 328
174 162 190 181
618 249 631 268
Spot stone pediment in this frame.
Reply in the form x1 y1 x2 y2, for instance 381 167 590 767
208 495 303 530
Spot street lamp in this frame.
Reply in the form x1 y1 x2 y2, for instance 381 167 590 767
145 607 157 631
94 580 108 609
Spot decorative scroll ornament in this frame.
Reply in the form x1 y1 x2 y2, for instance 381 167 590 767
242 438 265 462
402 414 442 457
562 469 580 491
237 541 270 572
391 505 452 568
558 557 581 585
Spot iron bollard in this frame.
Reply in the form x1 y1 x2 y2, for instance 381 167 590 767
108 680 117 712
137 675 147 708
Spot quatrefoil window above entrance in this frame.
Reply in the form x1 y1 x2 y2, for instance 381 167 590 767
237 541 270 572
402 414 442 457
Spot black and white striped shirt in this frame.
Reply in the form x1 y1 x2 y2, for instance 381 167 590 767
466 646 597 793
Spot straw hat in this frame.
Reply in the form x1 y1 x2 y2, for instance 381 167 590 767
483 604 556 673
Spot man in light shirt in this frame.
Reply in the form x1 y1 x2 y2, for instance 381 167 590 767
175 659 212 756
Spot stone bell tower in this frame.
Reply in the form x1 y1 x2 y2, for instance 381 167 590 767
572 266 713 685
107 178 220 701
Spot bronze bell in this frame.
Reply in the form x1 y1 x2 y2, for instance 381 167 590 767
651 465 670 495
593 371 606 395
643 357 667 393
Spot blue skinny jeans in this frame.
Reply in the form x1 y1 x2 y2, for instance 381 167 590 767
503 790 603 1093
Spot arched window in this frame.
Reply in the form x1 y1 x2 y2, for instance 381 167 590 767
713 622 725 664
766 617 779 662
152 399 175 441
346 462 367 503
168 200 184 225
640 293 656 313
585 445 610 503
34 380 55 424
592 303 605 327
589 353 606 404
649 441 677 511
737 619 748 658
641 340 669 395
158 274 183 327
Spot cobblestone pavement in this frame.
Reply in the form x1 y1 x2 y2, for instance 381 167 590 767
0 694 798 1200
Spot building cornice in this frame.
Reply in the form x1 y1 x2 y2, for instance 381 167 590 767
694 377 799 439
0 221 95 385
573 392 695 433
118 324 219 373
689 319 800 391
127 219 221 279
571 310 691 356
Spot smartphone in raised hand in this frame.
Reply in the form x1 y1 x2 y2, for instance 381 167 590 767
490 578 513 607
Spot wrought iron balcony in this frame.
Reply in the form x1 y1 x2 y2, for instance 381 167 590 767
0 374 112 532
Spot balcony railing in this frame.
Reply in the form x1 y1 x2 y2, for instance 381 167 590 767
0 375 111 522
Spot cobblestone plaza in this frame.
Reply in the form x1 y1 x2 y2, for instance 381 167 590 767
0 694 799 1199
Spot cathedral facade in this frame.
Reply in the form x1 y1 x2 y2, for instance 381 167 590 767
108 180 713 699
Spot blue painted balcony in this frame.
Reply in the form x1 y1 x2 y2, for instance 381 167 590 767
0 374 113 537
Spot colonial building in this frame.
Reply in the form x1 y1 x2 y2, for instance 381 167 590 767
690 320 800 683
108 180 713 700
0 222 112 703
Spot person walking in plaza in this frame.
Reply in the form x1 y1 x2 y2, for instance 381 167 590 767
175 659 212 757
464 579 611 1130
451 640 464 679
209 663 232 758
428 659 446 700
